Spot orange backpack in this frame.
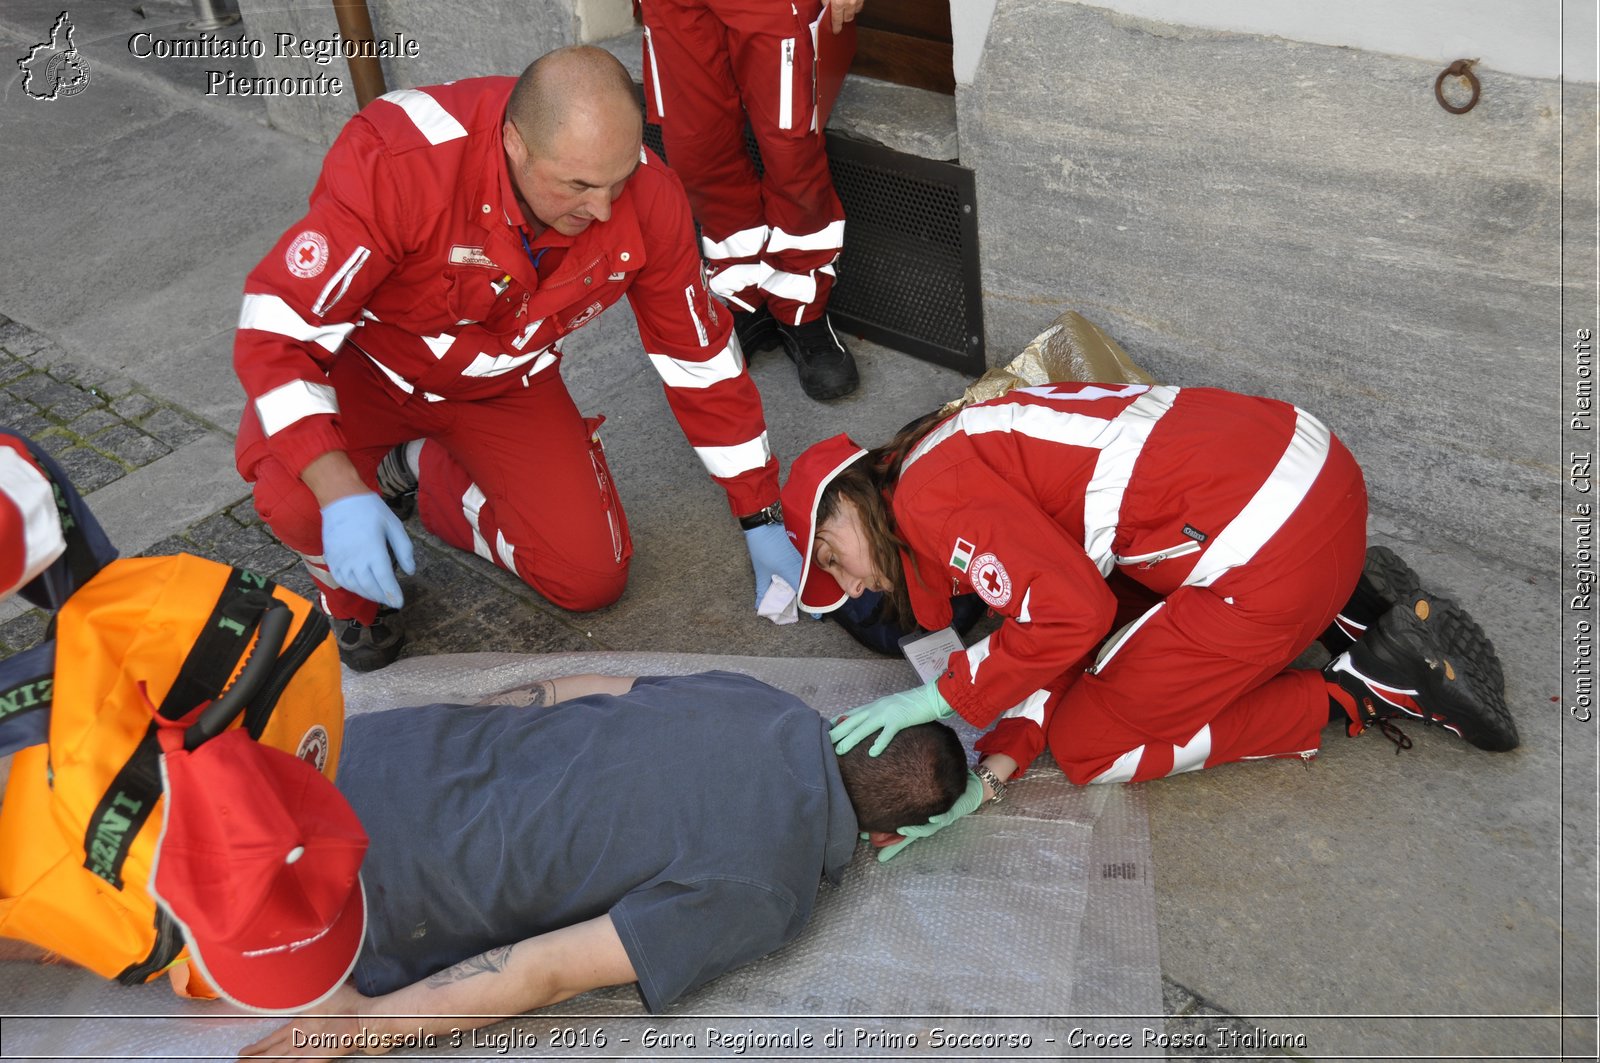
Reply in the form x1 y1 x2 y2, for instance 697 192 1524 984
0 554 343 990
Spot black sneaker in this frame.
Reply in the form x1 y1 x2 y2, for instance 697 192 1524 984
331 607 405 672
732 304 781 357
1325 597 1517 752
376 443 419 520
1322 546 1505 696
777 314 859 400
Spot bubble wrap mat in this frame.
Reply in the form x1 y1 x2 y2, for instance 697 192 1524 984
2 653 1161 1060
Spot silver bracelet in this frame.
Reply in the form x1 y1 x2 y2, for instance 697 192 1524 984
972 762 1006 804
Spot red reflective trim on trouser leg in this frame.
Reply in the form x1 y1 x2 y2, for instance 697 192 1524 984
412 375 632 613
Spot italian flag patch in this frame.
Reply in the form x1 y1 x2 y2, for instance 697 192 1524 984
949 537 976 572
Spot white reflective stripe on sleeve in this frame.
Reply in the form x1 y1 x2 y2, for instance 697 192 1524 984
963 634 993 685
701 225 770 262
462 483 493 561
254 379 340 436
684 285 708 347
648 342 743 389
997 687 1050 727
708 262 773 300
239 294 356 353
1167 726 1213 776
694 433 772 479
642 26 666 117
767 220 846 254
379 89 468 144
495 529 516 572
778 38 795 129
758 268 818 306
1090 745 1146 784
0 449 64 590
903 384 1161 470
1081 386 1177 573
1182 409 1332 588
899 385 1176 575
311 246 371 317
1016 586 1032 624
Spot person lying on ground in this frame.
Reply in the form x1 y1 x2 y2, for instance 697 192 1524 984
232 669 966 1059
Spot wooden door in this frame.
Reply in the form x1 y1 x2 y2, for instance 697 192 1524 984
853 0 954 94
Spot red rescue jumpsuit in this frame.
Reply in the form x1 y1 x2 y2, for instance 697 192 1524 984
233 79 780 625
893 383 1367 783
640 0 847 326
0 434 66 600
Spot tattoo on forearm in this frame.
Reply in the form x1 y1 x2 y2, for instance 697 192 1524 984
424 944 514 987
506 680 555 708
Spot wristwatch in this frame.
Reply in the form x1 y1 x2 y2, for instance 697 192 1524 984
972 762 1006 804
738 501 784 531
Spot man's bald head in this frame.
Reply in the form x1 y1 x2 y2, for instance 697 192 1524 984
501 46 643 237
508 46 641 160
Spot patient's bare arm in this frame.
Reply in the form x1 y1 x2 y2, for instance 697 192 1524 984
476 674 638 708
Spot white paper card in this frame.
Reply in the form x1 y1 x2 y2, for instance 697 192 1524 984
899 626 964 685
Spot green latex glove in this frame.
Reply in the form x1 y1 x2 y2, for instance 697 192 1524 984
877 771 986 862
829 680 954 756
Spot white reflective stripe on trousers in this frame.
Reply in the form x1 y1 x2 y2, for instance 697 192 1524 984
1181 408 1332 588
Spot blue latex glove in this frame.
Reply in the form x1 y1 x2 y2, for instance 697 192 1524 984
830 680 954 756
877 770 986 862
320 492 416 609
743 522 804 611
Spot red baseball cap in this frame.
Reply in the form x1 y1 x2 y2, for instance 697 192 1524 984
780 433 868 614
149 727 368 1014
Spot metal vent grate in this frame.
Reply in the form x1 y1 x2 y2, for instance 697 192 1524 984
643 121 985 375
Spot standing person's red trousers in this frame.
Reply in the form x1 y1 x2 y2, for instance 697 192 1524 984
641 0 846 326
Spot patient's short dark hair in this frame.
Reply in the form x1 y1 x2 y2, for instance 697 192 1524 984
836 722 967 832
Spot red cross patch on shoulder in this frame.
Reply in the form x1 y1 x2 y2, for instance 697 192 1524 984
971 552 1012 608
285 230 329 279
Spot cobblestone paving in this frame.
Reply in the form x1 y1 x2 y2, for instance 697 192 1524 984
0 312 594 662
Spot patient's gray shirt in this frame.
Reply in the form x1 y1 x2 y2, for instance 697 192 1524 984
337 671 859 1009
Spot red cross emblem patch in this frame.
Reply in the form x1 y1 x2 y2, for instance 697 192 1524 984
970 552 1012 608
285 230 329 279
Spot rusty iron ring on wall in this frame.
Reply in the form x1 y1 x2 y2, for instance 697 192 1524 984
1434 59 1481 114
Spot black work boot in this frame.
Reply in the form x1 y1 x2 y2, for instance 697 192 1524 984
330 607 405 672
1321 546 1505 698
375 442 420 521
1324 597 1516 752
777 313 859 400
732 304 781 357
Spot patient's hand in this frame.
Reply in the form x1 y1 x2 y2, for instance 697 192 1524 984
237 982 376 1059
